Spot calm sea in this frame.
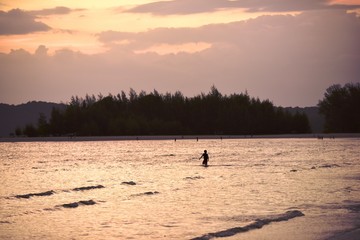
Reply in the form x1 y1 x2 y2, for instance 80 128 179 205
0 138 359 239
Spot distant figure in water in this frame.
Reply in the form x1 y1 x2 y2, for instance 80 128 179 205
199 150 209 167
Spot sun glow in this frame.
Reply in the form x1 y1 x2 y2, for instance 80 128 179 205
1 0 359 54
0 31 105 55
0 0 262 54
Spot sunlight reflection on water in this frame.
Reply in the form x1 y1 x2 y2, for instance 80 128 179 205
0 138 359 239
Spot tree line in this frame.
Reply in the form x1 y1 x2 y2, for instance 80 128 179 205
318 82 360 133
17 86 311 137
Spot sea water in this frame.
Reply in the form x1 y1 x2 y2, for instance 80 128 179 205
0 138 359 239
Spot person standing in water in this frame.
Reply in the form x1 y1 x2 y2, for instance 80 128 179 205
199 150 209 167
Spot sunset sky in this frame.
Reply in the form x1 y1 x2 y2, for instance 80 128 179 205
1 0 360 106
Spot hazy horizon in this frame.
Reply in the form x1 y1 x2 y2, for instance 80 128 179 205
1 1 360 107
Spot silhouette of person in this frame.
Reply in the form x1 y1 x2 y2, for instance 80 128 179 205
199 150 209 167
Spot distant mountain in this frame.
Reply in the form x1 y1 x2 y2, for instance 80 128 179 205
285 106 325 133
0 101 66 137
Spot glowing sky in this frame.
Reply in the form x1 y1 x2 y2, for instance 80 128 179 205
1 0 360 106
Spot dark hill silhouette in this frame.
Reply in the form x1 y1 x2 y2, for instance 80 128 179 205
0 101 66 137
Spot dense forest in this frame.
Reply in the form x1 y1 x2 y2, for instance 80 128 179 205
318 83 360 133
17 86 310 137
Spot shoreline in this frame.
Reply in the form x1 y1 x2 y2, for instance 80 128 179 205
1 133 360 142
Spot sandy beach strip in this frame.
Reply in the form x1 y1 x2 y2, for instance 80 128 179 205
1 133 359 142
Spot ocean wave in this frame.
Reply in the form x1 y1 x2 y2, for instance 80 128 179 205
184 176 204 180
131 191 160 197
157 154 176 157
72 185 105 191
310 164 341 170
59 200 97 208
121 181 137 185
190 210 304 240
0 221 11 224
294 201 360 214
12 185 104 199
343 201 360 213
15 190 55 199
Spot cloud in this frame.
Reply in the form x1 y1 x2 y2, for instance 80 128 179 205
126 0 360 15
99 10 360 54
237 0 360 13
0 9 51 35
1 10 359 107
29 6 85 16
125 0 232 15
0 6 85 35
98 27 207 50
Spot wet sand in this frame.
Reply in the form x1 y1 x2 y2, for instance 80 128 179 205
326 228 360 240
